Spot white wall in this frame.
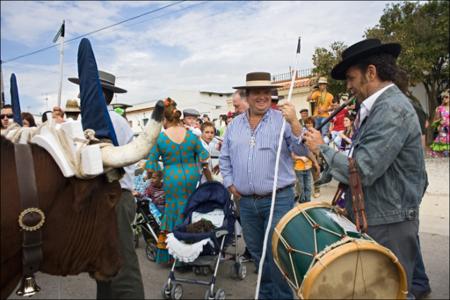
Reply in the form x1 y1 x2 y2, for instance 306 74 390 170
126 89 233 134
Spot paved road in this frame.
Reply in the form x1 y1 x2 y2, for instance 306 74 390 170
7 158 449 299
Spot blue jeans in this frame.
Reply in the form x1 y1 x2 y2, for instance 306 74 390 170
315 117 330 137
239 187 294 300
295 169 312 203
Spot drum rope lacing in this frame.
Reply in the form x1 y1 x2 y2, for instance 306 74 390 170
273 207 375 295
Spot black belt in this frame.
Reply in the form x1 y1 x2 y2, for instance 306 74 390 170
241 184 295 200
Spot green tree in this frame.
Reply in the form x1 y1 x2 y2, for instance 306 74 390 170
311 41 348 99
365 0 449 139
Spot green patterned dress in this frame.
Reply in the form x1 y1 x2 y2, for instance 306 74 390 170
145 130 209 264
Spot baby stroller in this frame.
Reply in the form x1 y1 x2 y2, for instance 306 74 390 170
161 181 246 300
132 196 162 261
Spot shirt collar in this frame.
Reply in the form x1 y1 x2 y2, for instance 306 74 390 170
359 83 394 122
245 108 272 122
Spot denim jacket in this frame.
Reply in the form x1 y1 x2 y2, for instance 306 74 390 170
319 85 428 226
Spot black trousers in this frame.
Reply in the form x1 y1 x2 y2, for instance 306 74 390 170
96 190 145 299
367 219 419 297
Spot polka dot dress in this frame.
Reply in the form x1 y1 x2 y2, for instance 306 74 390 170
145 130 209 263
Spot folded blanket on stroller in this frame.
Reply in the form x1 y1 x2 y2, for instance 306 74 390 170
166 233 213 263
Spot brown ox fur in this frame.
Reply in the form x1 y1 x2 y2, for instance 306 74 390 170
0 136 123 299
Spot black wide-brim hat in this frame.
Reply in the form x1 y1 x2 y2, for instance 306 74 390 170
331 39 402 80
68 70 127 93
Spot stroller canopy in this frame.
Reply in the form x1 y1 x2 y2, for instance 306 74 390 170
183 181 231 218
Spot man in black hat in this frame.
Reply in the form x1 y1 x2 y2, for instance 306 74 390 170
304 39 428 298
69 70 145 299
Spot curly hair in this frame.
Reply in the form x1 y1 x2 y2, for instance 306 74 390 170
163 97 182 124
355 52 400 82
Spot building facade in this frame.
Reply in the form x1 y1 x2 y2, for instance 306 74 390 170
123 89 233 134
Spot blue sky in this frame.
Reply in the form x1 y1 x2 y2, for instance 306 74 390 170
1 1 391 114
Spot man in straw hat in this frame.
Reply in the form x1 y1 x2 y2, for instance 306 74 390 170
304 38 428 298
69 40 145 299
307 76 334 138
220 72 309 299
64 99 81 120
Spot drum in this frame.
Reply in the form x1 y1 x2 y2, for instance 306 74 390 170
272 202 407 299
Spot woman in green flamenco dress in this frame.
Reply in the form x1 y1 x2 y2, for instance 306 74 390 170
145 98 209 264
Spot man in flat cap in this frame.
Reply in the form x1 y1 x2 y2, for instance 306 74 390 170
304 39 428 298
183 108 201 136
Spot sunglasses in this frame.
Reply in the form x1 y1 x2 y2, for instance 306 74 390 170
1 114 13 119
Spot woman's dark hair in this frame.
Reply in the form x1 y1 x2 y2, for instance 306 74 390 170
355 53 400 82
345 113 355 121
21 112 37 127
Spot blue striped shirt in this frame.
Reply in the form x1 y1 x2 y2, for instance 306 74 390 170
219 109 308 195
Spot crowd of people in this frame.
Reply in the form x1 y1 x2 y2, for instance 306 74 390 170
2 37 449 300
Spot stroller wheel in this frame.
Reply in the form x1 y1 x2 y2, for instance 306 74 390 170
230 262 246 280
204 289 214 300
161 282 171 299
214 288 226 300
133 229 140 248
201 266 210 276
170 283 183 300
145 243 157 262
236 263 246 280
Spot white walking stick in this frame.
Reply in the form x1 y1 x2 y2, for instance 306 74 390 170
254 36 301 300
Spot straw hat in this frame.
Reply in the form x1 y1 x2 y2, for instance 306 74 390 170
233 72 282 90
64 99 80 112
317 77 328 85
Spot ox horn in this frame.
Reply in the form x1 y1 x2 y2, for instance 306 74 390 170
100 100 164 168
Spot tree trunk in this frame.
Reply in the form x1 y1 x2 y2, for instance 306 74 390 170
423 80 438 146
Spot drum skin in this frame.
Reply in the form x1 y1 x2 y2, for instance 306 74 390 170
272 202 407 299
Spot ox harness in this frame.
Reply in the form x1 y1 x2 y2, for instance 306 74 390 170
14 143 45 296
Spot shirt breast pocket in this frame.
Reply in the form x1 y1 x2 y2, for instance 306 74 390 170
258 133 278 152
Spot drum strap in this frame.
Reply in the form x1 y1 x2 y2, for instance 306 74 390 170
348 158 368 233
331 157 368 233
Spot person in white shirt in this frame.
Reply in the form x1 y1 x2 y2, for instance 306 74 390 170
69 70 145 299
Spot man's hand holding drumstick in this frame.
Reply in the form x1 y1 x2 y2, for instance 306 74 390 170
303 128 325 155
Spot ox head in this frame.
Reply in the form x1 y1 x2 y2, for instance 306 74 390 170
99 100 164 169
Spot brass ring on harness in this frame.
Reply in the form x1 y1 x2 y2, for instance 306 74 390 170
18 208 46 231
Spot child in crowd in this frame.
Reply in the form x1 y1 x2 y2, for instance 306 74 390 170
294 117 320 201
329 94 349 148
133 160 150 197
145 170 166 214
